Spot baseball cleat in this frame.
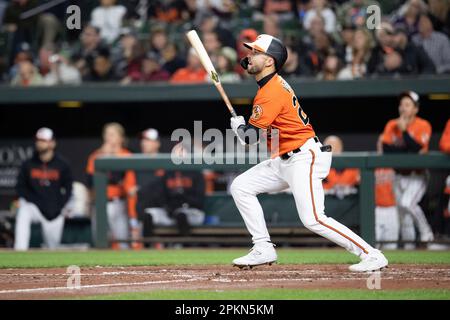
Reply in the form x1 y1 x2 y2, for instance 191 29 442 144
232 242 277 268
349 249 388 272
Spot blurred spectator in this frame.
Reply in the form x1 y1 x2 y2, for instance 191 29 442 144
367 22 398 75
215 47 240 82
71 25 109 78
10 60 43 86
148 0 188 23
170 48 207 83
412 14 450 74
340 22 357 65
3 0 38 55
161 43 186 75
322 135 360 199
111 29 144 82
86 122 138 250
392 0 428 37
317 53 343 80
90 0 127 44
338 28 374 79
303 0 337 34
14 128 73 250
279 44 313 78
263 0 295 21
263 13 282 38
8 45 33 80
303 14 327 48
83 49 120 82
42 51 82 86
337 0 380 28
375 135 399 250
392 26 436 75
0 1 7 26
202 30 222 66
381 91 434 246
427 0 450 37
306 31 338 76
367 22 435 76
197 11 236 49
148 26 169 61
131 51 170 83
194 0 236 21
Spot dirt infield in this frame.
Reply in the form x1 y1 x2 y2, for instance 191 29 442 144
0 264 449 299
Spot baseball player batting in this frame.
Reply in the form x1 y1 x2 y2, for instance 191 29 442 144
229 34 388 272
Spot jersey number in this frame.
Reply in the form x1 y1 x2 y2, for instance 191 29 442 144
292 95 310 126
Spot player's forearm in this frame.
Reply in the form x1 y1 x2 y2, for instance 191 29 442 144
402 132 422 152
236 124 260 145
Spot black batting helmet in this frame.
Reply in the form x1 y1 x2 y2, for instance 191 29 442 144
242 34 288 71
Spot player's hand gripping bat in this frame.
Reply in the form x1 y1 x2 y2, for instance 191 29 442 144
186 30 238 118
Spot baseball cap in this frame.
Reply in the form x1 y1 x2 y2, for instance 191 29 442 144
35 127 54 141
239 29 258 42
399 91 420 106
141 128 159 141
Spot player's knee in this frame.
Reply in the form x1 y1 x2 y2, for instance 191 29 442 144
230 176 250 198
300 217 321 232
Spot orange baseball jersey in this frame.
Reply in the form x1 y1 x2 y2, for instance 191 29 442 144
248 74 316 157
381 117 432 151
375 168 396 207
439 119 450 154
323 168 360 190
86 148 137 219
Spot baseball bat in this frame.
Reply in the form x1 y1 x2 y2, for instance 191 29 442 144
186 30 238 118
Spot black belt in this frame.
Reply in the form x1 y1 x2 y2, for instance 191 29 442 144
280 136 332 160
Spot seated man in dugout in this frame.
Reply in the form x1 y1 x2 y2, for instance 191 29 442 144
322 135 360 199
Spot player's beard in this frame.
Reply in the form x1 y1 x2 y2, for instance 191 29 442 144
247 64 262 75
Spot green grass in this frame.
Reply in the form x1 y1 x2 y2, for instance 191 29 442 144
0 249 449 269
79 289 450 300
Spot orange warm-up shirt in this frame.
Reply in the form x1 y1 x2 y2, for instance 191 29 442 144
86 148 137 219
170 68 207 83
248 74 316 158
381 116 432 152
323 168 360 190
375 168 396 207
439 119 450 154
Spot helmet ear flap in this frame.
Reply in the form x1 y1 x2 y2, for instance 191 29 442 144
240 57 249 70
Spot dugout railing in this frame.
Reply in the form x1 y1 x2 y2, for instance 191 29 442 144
93 152 450 248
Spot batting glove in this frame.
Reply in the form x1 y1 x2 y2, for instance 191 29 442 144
230 116 246 146
230 116 245 132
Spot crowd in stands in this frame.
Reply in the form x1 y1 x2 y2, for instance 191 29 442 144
0 0 449 86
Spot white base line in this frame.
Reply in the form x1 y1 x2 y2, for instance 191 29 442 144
0 278 203 295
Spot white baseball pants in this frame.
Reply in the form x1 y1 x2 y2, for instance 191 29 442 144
14 198 65 251
107 199 130 249
375 206 399 250
230 137 374 258
394 173 434 242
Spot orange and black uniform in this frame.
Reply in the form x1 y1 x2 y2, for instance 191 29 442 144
375 168 396 208
237 72 316 158
164 171 205 212
381 117 432 153
86 148 137 219
16 152 73 221
439 119 450 224
323 168 360 191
